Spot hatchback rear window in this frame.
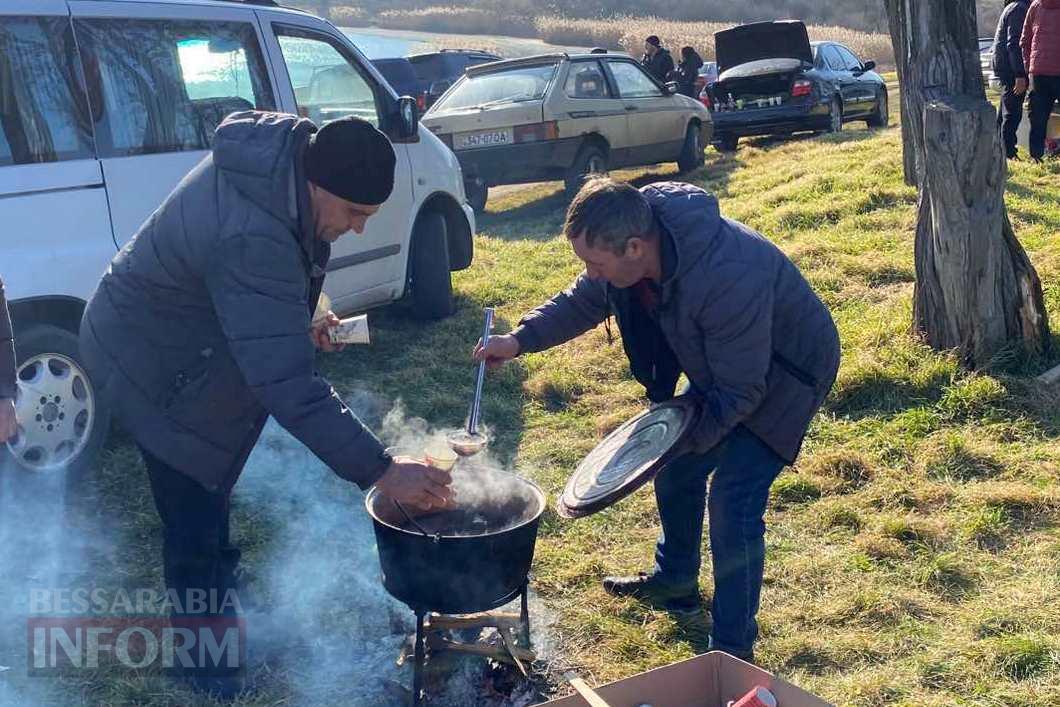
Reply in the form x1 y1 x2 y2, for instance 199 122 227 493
0 16 93 165
374 60 418 87
408 54 449 82
431 63 557 112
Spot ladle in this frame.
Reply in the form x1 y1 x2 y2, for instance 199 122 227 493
448 307 493 457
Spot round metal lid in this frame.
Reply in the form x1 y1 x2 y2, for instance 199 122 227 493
558 397 700 519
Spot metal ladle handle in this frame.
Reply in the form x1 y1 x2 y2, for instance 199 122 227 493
467 307 495 436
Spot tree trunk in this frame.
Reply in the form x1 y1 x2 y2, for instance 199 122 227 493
886 0 1050 367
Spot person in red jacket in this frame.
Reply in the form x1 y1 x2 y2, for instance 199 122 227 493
1021 0 1060 161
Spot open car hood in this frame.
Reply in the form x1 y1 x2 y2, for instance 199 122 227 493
714 21 813 75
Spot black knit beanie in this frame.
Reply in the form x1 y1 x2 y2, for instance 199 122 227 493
646 35 661 47
304 117 396 205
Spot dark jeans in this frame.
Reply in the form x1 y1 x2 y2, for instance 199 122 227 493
997 80 1025 158
140 446 242 675
652 425 785 656
1028 74 1060 160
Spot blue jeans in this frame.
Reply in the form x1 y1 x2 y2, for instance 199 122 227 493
652 425 785 655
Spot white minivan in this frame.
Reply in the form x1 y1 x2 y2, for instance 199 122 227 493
0 0 475 481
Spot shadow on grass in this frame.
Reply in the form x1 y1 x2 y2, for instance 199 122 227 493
824 369 953 419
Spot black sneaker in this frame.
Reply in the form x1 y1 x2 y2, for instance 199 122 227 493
602 572 701 612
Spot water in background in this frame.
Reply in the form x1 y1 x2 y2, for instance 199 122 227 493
342 31 431 59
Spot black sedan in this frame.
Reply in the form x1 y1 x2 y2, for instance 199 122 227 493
706 21 889 151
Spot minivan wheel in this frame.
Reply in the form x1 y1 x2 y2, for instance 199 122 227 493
6 324 109 488
408 211 454 320
564 144 608 198
828 96 843 133
465 178 488 214
716 133 739 153
867 90 888 128
677 123 704 172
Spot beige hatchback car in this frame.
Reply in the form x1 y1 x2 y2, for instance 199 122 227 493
422 53 713 212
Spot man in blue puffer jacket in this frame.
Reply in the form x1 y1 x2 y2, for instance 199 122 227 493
80 113 451 696
476 177 840 661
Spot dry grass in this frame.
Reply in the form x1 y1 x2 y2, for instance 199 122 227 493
344 6 896 68
539 15 896 69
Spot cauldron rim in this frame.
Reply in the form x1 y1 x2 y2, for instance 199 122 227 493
364 469 547 539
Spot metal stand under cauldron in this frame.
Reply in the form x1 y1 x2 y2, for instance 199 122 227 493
402 583 534 706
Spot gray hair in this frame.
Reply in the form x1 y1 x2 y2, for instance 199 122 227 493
563 176 656 254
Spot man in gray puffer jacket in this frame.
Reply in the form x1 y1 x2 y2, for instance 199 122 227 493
80 112 450 693
476 178 839 661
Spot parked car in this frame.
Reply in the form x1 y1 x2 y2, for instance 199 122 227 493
0 0 473 483
695 61 719 97
979 36 1000 89
422 53 713 212
371 57 428 111
408 49 503 108
706 21 888 152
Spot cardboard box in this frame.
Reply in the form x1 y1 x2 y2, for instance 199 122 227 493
541 652 833 707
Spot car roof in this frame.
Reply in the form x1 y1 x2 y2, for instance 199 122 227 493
407 49 501 59
464 52 636 76
79 0 309 16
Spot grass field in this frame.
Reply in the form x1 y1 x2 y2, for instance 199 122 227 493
7 100 1060 706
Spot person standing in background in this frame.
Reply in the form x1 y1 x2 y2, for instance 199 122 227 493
0 278 17 444
674 46 705 98
992 0 1031 159
641 35 675 83
1021 0 1060 161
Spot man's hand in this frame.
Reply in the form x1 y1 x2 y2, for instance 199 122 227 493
311 311 346 353
0 398 16 443
472 334 520 370
1015 77 1028 95
373 456 453 511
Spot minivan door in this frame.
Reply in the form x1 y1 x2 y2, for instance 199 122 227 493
0 2 116 307
258 13 414 314
68 1 278 248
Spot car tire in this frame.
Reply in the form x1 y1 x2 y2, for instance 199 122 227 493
827 96 843 133
564 143 608 199
715 133 739 153
677 123 705 172
5 324 109 491
867 89 888 128
465 178 488 214
408 211 454 320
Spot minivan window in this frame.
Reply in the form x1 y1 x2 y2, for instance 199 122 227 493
431 63 557 112
75 19 274 157
275 26 382 127
0 16 93 165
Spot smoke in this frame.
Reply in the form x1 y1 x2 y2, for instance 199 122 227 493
0 386 553 706
0 454 117 707
232 387 553 705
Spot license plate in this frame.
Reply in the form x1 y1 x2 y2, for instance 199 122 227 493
454 128 514 150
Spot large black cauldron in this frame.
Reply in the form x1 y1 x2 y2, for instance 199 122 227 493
365 465 546 615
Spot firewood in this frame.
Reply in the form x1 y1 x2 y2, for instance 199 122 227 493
426 612 523 631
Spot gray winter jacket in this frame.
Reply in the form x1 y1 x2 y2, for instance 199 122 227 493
511 182 840 464
80 112 391 492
